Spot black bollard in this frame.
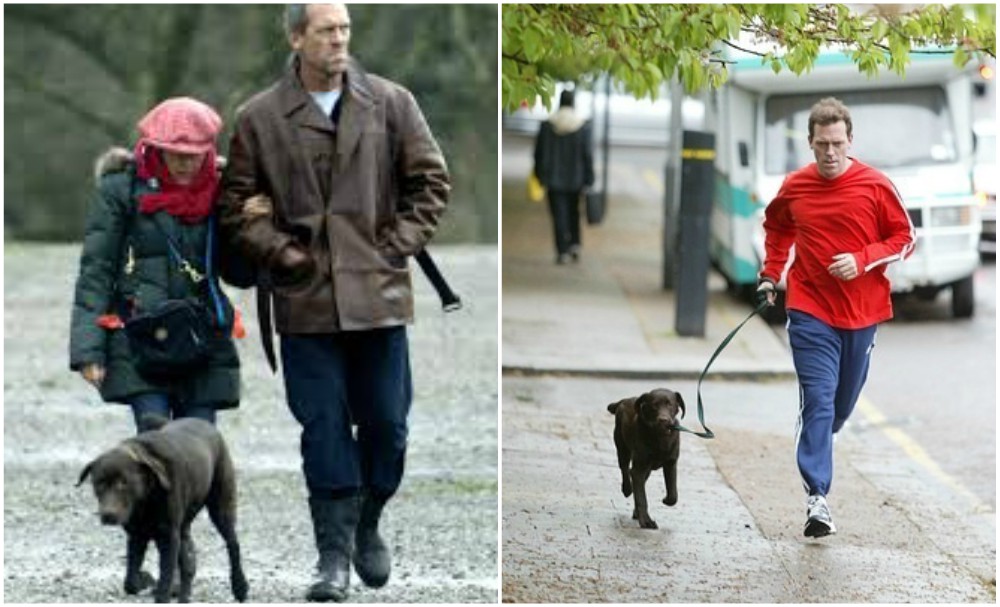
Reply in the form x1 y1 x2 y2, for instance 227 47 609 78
674 130 716 337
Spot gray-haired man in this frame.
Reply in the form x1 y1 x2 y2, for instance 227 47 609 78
220 3 449 601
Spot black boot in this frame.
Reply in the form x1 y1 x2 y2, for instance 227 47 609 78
307 496 359 602
354 492 391 588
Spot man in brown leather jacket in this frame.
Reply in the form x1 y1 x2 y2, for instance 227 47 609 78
219 4 449 602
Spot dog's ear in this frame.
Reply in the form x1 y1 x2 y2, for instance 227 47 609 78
130 445 171 491
76 460 95 487
675 393 686 419
636 393 658 421
607 398 633 415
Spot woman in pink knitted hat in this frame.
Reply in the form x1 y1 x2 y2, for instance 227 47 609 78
69 97 243 437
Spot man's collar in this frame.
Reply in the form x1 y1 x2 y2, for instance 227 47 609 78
277 55 374 116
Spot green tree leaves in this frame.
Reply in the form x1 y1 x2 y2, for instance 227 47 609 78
502 3 996 110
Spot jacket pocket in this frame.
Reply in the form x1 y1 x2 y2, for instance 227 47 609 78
376 245 407 270
335 268 412 328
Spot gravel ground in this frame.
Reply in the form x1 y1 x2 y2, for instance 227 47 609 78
4 242 498 603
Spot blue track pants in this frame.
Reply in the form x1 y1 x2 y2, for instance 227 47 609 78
787 310 877 497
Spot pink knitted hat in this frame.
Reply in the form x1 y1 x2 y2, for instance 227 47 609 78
136 97 222 155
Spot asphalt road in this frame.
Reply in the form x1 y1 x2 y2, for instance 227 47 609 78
4 243 498 603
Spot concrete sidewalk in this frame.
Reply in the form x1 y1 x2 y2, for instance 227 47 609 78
502 171 794 380
500 157 995 602
502 374 996 603
502 173 794 378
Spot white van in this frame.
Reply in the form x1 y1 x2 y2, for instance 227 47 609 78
973 120 996 254
704 50 981 318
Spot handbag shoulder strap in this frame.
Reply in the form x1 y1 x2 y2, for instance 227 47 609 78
147 213 205 284
115 172 226 328
147 212 230 328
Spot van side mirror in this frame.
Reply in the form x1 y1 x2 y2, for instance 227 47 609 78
738 142 750 167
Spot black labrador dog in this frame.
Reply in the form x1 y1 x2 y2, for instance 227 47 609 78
607 388 685 529
77 417 248 603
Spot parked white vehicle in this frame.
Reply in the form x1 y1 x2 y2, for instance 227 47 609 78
704 49 981 318
973 120 996 254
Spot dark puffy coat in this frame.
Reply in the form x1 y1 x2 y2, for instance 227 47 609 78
219 59 450 333
533 107 595 193
68 161 240 408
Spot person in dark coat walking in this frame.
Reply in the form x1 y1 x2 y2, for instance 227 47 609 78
219 4 449 602
69 97 241 432
533 89 595 264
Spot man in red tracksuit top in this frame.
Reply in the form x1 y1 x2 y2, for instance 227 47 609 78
757 97 915 538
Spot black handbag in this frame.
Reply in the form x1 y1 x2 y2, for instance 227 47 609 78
123 213 231 378
584 191 604 226
585 190 606 225
125 299 214 377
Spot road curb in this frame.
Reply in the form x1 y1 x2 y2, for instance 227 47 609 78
501 365 797 382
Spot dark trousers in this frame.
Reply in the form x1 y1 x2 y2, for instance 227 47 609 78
280 327 412 500
547 190 581 256
128 392 216 433
787 310 877 497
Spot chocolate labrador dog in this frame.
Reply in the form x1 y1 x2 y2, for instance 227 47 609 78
607 388 686 529
77 417 248 603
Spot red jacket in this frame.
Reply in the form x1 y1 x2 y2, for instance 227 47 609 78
760 159 915 329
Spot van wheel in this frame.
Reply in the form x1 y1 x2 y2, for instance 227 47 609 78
951 275 975 318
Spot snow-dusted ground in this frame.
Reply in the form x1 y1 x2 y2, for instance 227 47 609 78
4 243 498 603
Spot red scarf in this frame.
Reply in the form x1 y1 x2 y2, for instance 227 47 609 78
134 141 217 224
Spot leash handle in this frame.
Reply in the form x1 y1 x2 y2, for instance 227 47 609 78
676 300 769 439
415 249 462 312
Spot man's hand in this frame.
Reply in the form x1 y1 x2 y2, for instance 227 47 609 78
755 280 777 307
242 194 273 219
828 253 860 281
80 363 105 389
271 243 316 287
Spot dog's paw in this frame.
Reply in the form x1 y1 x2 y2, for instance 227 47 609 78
621 482 632 498
638 517 658 530
123 570 155 595
232 572 249 602
663 494 678 507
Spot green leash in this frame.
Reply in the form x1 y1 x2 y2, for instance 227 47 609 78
675 300 770 439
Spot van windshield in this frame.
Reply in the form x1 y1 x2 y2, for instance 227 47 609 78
975 132 995 164
764 86 957 175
